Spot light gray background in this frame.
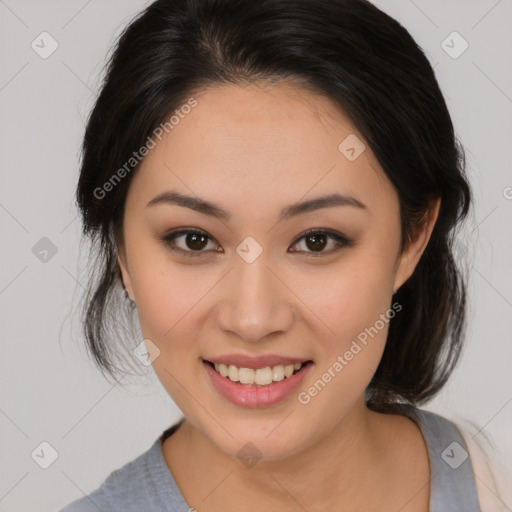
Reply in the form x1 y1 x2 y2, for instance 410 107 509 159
0 0 511 510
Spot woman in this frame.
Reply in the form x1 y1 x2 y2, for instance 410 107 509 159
60 0 509 510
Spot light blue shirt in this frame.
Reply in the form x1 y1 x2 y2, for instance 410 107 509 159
59 404 480 511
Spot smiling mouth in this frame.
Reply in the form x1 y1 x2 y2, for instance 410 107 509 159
203 360 314 387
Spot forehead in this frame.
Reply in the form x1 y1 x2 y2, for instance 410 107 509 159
126 81 394 214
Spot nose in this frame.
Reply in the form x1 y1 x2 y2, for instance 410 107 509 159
215 249 294 343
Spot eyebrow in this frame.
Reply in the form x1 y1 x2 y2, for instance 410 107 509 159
145 190 367 222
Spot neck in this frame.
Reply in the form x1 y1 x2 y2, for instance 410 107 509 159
163 399 415 511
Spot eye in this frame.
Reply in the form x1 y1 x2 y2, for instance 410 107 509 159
289 228 353 256
162 228 220 257
161 227 353 257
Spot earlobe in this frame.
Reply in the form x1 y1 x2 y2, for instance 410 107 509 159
116 244 133 298
393 196 441 292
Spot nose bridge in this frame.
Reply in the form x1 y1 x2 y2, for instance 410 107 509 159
216 244 293 341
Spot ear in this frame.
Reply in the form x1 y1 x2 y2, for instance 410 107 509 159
116 241 134 299
393 196 441 292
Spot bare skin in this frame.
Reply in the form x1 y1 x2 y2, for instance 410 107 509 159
117 81 439 511
163 405 431 511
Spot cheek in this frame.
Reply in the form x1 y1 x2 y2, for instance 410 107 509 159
292 249 397 407
296 251 395 340
294 267 395 425
130 260 209 413
128 244 208 340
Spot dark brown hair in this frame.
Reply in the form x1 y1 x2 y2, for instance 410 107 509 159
75 0 472 410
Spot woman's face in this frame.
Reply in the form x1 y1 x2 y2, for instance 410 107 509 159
118 81 437 461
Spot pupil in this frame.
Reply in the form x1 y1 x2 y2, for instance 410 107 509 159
306 233 327 252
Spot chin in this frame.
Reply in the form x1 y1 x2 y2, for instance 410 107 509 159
198 414 318 464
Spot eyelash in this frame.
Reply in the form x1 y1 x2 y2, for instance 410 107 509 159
161 228 353 258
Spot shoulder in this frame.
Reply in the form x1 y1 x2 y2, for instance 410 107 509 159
59 439 165 512
453 416 512 512
409 405 512 512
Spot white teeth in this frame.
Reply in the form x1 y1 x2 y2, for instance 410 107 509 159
212 362 306 385
254 367 273 385
272 365 285 381
239 367 255 384
284 364 294 377
228 364 239 382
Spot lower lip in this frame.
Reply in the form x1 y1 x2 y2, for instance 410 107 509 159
203 360 313 408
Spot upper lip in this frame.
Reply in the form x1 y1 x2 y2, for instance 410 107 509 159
204 354 312 369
